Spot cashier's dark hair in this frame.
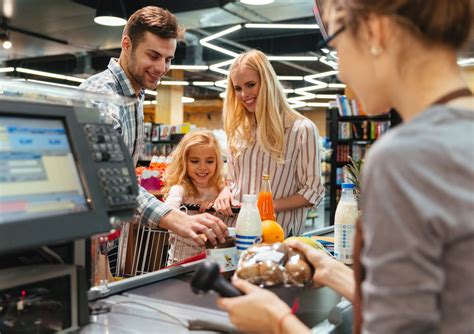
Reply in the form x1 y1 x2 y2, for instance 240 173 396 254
124 6 185 48
338 0 472 49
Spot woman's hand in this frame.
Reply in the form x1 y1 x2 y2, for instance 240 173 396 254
217 278 293 333
287 240 355 301
213 186 239 217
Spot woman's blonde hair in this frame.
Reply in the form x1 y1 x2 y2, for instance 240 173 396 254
164 130 225 196
223 49 302 163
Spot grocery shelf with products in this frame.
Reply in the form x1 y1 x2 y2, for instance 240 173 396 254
326 103 401 224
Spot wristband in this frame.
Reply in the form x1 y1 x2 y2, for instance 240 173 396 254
277 298 300 334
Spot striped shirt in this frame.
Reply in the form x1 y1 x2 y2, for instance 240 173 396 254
225 114 325 236
79 58 172 226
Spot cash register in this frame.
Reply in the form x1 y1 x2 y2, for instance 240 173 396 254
0 80 139 332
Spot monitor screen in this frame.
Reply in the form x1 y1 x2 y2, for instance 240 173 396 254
0 116 89 223
313 0 329 39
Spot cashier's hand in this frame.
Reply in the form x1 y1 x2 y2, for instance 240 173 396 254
159 209 228 246
287 241 337 288
217 278 292 333
213 186 239 217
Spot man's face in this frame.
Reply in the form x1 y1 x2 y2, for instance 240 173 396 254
126 31 177 90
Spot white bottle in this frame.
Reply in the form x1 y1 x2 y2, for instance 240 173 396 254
334 183 359 265
235 194 262 256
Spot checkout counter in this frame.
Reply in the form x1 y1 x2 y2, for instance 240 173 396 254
0 79 352 333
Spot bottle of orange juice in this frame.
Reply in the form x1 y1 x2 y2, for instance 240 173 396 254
257 174 276 221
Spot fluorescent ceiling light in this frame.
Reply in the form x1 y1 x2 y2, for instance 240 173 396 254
144 89 157 96
288 101 307 109
315 94 337 99
64 76 85 83
201 41 239 58
214 80 228 88
15 67 86 84
240 0 274 5
304 71 338 80
201 25 242 43
182 96 195 103
321 48 330 54
268 56 318 62
245 23 318 29
170 65 209 71
319 56 338 69
328 83 346 88
0 67 14 73
306 102 331 107
209 59 235 76
159 81 189 86
192 81 215 86
458 58 474 67
219 92 226 98
277 76 304 81
283 89 295 94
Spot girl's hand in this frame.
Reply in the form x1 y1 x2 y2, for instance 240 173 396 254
213 186 239 217
198 201 213 213
217 278 292 333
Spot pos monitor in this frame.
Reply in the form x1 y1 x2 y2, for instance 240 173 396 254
0 99 138 253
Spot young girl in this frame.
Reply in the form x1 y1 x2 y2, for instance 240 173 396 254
164 130 226 264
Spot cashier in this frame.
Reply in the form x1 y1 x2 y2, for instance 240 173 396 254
218 0 474 333
80 6 227 246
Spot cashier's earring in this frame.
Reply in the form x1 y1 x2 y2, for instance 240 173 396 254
370 46 382 56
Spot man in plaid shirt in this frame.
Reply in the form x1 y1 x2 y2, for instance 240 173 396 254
80 6 227 247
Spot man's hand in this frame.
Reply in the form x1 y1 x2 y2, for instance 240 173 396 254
159 209 228 246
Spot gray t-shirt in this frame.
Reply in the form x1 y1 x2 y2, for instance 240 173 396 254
360 105 474 333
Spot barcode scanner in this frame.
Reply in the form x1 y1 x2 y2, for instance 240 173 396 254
190 260 242 297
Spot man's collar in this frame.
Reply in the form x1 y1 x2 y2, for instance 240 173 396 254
108 58 145 99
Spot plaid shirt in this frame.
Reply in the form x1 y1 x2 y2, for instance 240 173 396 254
79 58 172 226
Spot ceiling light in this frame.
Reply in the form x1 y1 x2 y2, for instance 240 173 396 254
268 56 318 62
181 96 195 103
0 67 14 73
306 102 331 107
25 79 77 89
328 83 346 88
15 67 86 84
277 76 304 81
214 80 228 88
94 0 127 27
0 32 11 49
240 0 274 5
192 81 215 86
200 25 242 58
458 58 474 67
144 90 157 96
245 23 318 29
159 81 189 86
315 94 337 99
170 65 209 71
219 92 226 98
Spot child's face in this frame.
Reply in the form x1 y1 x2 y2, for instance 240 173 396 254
186 144 217 188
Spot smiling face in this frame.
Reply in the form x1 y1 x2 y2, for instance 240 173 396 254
123 31 176 91
185 144 217 188
230 65 261 113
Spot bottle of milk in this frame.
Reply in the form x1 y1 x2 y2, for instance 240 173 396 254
235 194 262 256
334 183 359 265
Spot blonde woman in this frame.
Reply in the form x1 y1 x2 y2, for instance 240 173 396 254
213 50 325 236
164 131 226 264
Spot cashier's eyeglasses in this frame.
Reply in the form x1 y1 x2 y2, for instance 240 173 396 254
317 25 346 50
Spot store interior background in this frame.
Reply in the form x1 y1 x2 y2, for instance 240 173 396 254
1 0 473 231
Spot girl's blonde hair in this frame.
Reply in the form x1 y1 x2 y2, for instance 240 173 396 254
223 49 302 163
164 130 225 196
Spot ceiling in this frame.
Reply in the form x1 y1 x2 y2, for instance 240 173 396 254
0 0 472 103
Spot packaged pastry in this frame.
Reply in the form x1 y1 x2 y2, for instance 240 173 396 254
235 242 314 287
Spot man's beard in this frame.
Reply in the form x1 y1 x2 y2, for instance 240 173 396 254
128 52 159 90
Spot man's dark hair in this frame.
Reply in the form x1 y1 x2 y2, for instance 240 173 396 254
123 6 185 47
